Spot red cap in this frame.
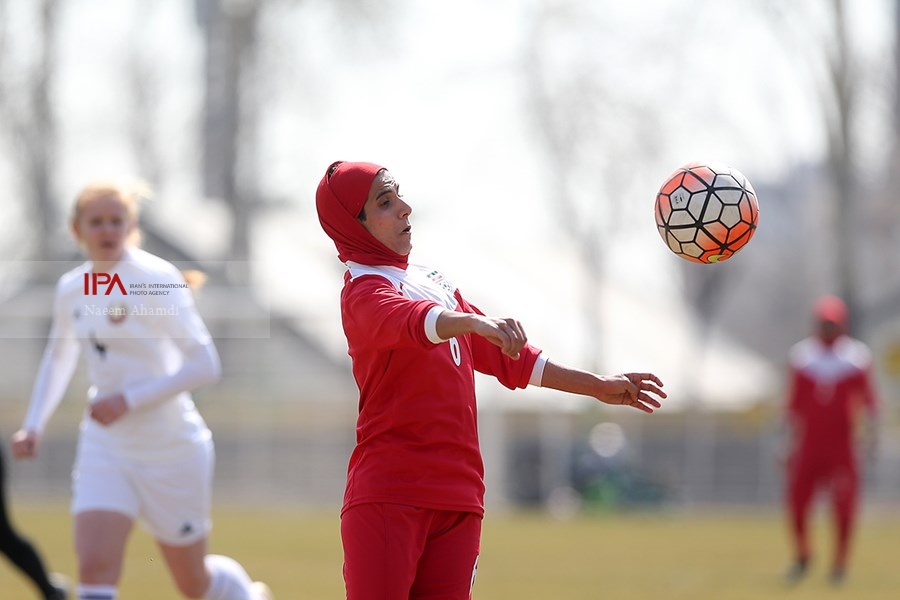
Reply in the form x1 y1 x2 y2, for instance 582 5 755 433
813 295 848 325
315 161 408 269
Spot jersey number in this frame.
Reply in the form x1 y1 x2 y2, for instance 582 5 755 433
449 337 461 366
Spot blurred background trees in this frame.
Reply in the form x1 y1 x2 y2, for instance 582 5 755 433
0 0 897 507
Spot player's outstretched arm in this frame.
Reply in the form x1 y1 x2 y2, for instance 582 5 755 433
540 360 666 413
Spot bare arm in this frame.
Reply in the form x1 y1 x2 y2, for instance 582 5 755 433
435 311 665 411
540 359 665 414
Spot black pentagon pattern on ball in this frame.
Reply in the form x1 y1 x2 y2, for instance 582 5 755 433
655 163 758 262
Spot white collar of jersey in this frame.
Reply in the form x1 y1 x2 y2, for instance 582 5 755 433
346 262 458 310
88 246 139 273
346 261 405 281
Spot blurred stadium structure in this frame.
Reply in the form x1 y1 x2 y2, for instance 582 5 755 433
2 255 900 510
1 0 900 513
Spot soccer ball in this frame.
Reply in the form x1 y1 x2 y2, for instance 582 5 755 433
654 162 759 264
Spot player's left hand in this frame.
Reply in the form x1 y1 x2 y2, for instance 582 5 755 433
90 393 130 426
597 373 666 413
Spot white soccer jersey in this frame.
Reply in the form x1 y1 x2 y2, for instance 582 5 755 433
23 247 221 460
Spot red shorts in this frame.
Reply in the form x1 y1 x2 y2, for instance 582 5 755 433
341 503 482 600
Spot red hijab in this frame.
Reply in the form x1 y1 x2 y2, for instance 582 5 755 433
315 161 409 269
813 295 847 345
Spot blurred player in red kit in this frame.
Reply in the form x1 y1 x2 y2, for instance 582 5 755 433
783 295 878 585
316 161 667 600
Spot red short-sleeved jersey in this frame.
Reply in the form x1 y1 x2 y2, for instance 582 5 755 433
339 262 542 516
787 335 877 460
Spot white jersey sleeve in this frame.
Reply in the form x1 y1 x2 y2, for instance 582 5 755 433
529 353 548 386
23 277 82 433
121 276 222 410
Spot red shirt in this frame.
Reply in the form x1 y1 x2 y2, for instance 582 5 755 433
339 263 542 516
787 335 877 461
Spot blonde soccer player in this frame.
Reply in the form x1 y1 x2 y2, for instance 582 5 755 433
11 181 272 600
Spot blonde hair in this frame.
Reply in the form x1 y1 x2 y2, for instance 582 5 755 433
71 180 207 290
71 179 151 247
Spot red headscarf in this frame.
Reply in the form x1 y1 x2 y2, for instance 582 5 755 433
315 161 409 269
814 295 848 326
813 295 847 345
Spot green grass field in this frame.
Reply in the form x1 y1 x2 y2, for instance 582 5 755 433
3 503 900 599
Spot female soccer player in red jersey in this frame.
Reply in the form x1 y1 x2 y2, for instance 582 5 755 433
783 295 879 586
11 181 272 600
316 161 666 600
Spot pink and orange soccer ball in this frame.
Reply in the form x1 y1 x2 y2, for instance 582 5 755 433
654 162 759 264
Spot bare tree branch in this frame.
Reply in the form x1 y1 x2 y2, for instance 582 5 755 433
0 0 60 263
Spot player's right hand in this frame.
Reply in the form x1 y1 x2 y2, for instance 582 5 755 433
10 429 40 459
476 316 527 360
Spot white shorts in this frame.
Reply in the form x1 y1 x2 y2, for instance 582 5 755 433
71 437 214 546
